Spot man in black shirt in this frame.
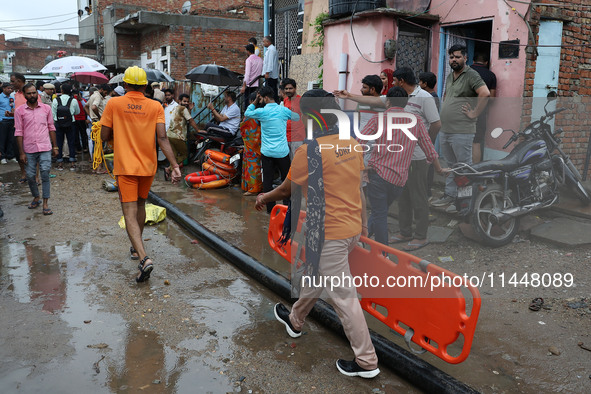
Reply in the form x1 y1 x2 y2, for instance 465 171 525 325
471 53 497 163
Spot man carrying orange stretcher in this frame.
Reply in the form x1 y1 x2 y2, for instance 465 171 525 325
255 89 380 378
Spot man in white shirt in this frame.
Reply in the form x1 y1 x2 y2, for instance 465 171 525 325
262 36 279 102
200 91 241 140
163 89 178 131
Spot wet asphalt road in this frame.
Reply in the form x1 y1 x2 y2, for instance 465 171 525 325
1 162 590 393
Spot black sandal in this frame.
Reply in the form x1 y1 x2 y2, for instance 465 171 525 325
136 256 153 283
130 246 139 260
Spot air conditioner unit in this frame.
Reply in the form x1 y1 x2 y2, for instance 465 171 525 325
307 81 321 90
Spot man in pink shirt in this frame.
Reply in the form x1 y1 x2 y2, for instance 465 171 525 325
9 72 36 182
14 83 58 215
240 44 263 111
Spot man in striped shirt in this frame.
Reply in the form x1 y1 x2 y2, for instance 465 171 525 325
360 87 445 246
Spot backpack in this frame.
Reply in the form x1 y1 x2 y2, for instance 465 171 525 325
56 96 74 128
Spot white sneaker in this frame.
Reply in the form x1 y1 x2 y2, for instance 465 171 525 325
0 159 7 164
445 204 458 214
9 158 17 163
431 195 454 207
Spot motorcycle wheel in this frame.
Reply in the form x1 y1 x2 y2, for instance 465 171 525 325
471 184 520 247
564 166 591 206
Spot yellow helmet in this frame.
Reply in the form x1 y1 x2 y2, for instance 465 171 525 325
123 66 148 85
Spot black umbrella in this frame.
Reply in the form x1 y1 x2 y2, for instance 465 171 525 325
185 64 242 86
144 69 174 83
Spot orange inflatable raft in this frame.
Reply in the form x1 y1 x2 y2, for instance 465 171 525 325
202 162 236 178
205 149 231 164
184 170 231 189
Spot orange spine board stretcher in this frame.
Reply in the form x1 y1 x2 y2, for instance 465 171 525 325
268 204 481 364
205 149 231 164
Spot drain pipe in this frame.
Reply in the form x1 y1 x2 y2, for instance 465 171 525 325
337 53 348 108
149 192 478 394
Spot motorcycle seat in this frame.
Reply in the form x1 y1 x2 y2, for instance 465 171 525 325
458 148 523 174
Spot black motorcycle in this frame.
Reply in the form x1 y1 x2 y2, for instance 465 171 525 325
451 103 591 247
190 130 243 165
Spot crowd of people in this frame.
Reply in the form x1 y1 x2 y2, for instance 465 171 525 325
0 42 495 379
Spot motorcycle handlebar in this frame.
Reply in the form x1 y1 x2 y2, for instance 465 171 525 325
503 135 516 150
545 107 567 119
523 107 567 131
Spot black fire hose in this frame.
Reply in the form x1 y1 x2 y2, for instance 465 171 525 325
149 192 479 394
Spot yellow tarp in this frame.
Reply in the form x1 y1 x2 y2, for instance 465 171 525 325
118 203 167 229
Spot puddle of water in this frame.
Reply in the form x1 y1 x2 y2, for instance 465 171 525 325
0 240 238 393
157 189 290 277
187 278 262 357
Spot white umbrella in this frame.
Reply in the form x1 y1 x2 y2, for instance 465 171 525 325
109 74 124 84
40 56 107 74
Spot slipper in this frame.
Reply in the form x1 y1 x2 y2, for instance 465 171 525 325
42 208 53 216
136 256 153 283
529 297 544 311
19 178 27 184
389 233 413 243
130 246 139 260
163 167 171 181
403 240 430 251
28 200 41 209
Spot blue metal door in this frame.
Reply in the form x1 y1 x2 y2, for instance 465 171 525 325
532 20 563 124
533 20 563 98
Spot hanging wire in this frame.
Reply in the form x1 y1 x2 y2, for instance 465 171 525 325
2 16 79 30
350 0 390 63
0 12 73 23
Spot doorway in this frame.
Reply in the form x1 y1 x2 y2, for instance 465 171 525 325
439 20 493 96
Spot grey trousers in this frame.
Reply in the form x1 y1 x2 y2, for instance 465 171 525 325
398 159 429 240
289 234 379 370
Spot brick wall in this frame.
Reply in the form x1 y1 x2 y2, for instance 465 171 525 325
1 35 96 74
525 1 591 178
135 25 259 80
95 0 263 34
96 0 263 78
117 34 141 61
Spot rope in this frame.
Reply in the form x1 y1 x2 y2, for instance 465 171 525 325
90 121 115 179
204 154 237 181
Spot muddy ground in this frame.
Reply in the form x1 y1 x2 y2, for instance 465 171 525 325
0 159 590 393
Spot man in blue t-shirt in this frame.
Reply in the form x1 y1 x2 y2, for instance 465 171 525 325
245 86 299 213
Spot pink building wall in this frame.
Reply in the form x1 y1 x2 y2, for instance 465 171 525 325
434 0 531 98
322 1 534 155
434 0 532 155
323 16 396 95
